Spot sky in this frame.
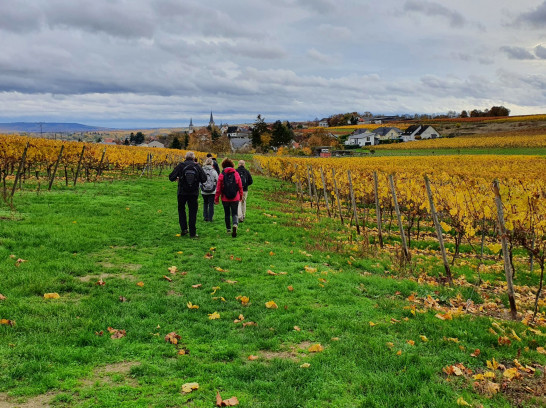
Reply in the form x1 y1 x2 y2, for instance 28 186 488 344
0 0 545 128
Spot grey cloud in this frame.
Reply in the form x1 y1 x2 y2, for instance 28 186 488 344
500 46 536 60
535 44 546 59
295 0 336 13
403 0 466 28
306 48 334 64
514 1 546 28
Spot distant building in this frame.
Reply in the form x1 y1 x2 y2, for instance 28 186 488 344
372 127 402 141
189 118 194 134
318 119 329 127
148 141 165 148
400 125 440 142
209 111 215 127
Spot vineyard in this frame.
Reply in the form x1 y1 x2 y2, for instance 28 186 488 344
254 155 546 323
0 134 207 202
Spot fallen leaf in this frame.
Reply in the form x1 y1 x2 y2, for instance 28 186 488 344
165 332 181 344
420 335 429 342
470 349 481 357
0 319 15 326
215 267 225 272
225 280 238 284
304 266 317 273
287 285 294 292
483 380 500 395
163 275 173 282
181 382 199 393
537 347 546 355
119 296 127 302
396 350 402 355
43 293 60 299
0 294 6 301
107 327 126 339
294 326 301 331
237 296 249 305
369 321 376 327
15 258 27 267
407 340 415 346
498 336 511 346
248 355 259 361
308 343 324 353
216 391 239 406
95 330 103 336
208 311 220 320
211 286 220 295
435 312 452 321
136 281 144 287
265 301 278 309
242 321 257 327
234 314 245 324
486 358 499 370
187 302 199 309
269 251 275 256
267 270 277 275
96 278 105 286
456 396 471 406
178 348 189 355
503 367 520 380
386 342 394 348
192 284 202 288
168 266 178 274
300 363 311 368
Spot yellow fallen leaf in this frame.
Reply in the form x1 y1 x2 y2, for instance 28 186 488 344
267 270 277 275
304 266 317 273
308 343 324 353
43 293 60 299
187 302 199 309
503 367 519 380
369 322 376 327
0 319 15 326
287 285 294 292
456 396 471 406
386 342 394 348
208 311 220 320
164 332 181 344
406 340 415 346
234 314 245 324
136 281 144 287
300 363 310 368
396 350 402 355
248 355 259 361
168 266 178 274
483 380 500 395
487 358 499 370
420 335 428 342
536 347 546 355
238 296 249 305
181 382 199 393
293 326 301 331
211 286 220 295
265 300 278 309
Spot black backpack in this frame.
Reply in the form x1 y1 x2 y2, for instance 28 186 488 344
237 168 248 189
181 164 198 191
222 171 238 199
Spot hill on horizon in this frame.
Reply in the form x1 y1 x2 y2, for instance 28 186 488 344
0 122 109 133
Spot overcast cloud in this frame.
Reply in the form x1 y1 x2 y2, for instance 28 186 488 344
0 0 545 127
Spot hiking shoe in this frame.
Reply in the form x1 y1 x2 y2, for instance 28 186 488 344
190 235 199 239
227 229 231 234
232 225 237 238
181 230 189 236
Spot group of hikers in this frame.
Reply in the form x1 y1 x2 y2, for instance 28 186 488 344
169 151 253 239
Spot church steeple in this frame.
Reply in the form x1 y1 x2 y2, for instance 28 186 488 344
209 111 215 127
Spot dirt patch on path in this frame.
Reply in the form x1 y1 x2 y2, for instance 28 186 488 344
77 272 136 282
0 392 57 408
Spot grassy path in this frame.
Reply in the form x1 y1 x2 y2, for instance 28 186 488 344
0 176 544 407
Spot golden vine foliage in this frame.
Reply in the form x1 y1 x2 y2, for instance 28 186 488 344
255 155 546 252
0 134 207 172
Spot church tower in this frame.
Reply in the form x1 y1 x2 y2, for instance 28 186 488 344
209 111 215 127
189 118 193 133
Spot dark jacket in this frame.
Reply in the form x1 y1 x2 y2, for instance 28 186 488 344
212 159 220 174
236 166 253 192
169 159 207 196
215 167 244 203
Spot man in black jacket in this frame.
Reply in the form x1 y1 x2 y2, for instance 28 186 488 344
236 160 253 222
169 151 207 238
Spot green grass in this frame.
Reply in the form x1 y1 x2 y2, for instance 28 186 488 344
1 175 545 407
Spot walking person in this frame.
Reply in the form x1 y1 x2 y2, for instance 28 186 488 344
236 160 253 222
200 157 218 222
169 151 207 238
215 158 243 238
207 153 220 174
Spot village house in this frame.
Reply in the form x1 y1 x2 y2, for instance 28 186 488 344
371 127 402 142
400 125 440 142
318 119 329 127
344 129 378 147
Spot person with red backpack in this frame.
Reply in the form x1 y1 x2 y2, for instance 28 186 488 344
214 158 243 238
169 151 207 238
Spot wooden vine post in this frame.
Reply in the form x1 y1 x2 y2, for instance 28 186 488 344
424 175 453 285
48 145 65 191
347 170 360 234
11 142 30 197
492 179 518 320
306 166 313 207
97 147 107 176
319 167 331 217
373 171 384 248
309 167 321 216
331 168 344 224
73 145 86 186
388 174 410 262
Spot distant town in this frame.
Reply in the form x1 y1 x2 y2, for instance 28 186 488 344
0 106 514 155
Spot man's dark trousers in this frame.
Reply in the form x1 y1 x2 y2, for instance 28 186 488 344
178 194 198 236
